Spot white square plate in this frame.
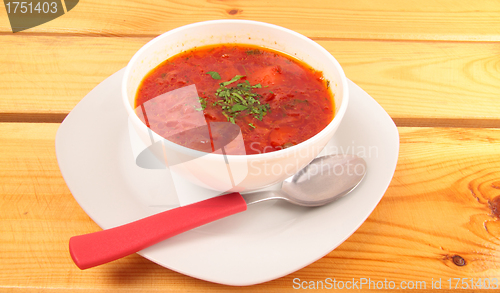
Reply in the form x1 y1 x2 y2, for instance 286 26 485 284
56 69 399 286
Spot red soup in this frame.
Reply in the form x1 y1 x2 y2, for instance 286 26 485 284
135 44 335 155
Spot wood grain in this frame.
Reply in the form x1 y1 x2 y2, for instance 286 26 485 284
292 128 500 289
2 0 499 292
1 0 500 41
1 123 499 291
1 35 500 127
0 35 147 117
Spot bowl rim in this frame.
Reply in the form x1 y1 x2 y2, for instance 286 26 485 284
122 19 349 160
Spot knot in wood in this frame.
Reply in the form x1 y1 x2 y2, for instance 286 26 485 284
489 196 500 219
452 255 466 266
228 9 241 15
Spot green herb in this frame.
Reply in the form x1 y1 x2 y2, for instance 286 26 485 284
220 75 245 87
212 75 271 124
206 71 221 80
232 104 247 111
194 97 207 111
246 49 261 55
248 123 256 129
293 99 309 104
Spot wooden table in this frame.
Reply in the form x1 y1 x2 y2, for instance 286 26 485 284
1 0 500 291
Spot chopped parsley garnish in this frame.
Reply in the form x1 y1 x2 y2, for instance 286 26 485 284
246 49 261 55
210 75 271 125
206 71 221 80
220 75 245 86
194 97 207 111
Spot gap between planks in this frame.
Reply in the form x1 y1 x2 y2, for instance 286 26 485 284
1 31 500 44
0 113 68 123
2 113 500 128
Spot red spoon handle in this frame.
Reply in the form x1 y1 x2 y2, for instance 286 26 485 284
69 192 247 269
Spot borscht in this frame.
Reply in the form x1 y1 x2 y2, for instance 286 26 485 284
135 44 335 155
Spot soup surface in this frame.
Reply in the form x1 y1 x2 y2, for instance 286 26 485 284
135 44 335 155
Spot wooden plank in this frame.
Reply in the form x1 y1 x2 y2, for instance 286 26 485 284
1 35 500 127
321 40 500 124
0 0 499 41
0 35 148 116
1 123 500 291
296 127 500 289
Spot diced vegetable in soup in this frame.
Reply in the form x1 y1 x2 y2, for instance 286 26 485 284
135 44 335 155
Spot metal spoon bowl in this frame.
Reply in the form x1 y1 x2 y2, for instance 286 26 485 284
243 154 366 207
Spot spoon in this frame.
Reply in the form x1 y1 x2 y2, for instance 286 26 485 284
69 154 366 270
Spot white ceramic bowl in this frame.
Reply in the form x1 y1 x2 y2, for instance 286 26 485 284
122 20 349 193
